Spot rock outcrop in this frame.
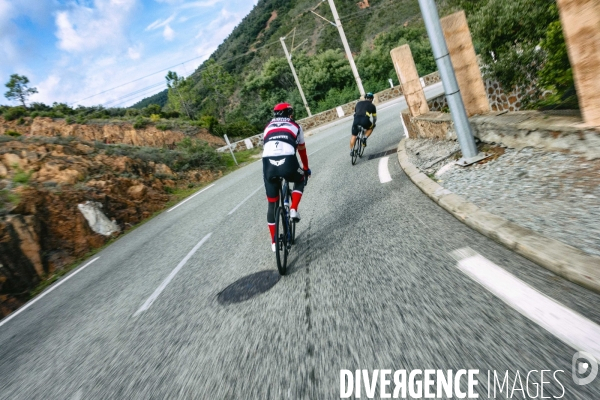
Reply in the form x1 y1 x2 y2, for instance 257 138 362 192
0 136 221 317
0 117 226 148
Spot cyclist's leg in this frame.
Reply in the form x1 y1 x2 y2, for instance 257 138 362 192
263 158 280 245
350 123 359 153
287 156 305 212
363 117 374 139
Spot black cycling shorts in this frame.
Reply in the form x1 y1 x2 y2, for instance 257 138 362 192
263 155 305 201
351 115 372 136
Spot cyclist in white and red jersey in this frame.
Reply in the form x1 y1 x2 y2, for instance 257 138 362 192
262 103 311 252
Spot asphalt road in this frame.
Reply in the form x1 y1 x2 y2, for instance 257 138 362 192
1 85 600 399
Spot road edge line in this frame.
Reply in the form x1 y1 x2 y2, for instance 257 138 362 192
397 139 600 294
0 257 100 328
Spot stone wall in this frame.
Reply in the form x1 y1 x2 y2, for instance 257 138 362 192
377 86 404 103
427 79 539 113
422 71 441 86
402 110 600 160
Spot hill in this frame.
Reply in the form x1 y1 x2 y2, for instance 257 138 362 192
132 0 427 112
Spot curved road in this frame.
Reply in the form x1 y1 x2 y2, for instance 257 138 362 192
1 87 599 399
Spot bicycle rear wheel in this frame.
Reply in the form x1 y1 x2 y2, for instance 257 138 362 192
358 132 366 157
274 206 288 275
351 137 360 165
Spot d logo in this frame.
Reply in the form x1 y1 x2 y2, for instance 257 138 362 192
572 351 598 385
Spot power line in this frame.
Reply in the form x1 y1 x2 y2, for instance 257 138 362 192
102 81 167 107
94 2 387 109
99 27 320 108
75 2 398 108
72 54 210 105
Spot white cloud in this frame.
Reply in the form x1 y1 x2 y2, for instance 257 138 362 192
180 0 223 9
163 25 175 41
145 13 176 31
128 47 141 60
32 75 61 104
2 0 257 107
55 0 136 53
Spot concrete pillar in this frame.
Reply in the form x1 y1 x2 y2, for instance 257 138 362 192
440 10 489 117
556 0 600 127
391 45 429 117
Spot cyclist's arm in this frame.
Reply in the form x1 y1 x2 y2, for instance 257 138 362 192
298 143 309 170
297 126 309 170
370 104 377 127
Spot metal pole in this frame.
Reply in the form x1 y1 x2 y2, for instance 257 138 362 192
417 0 478 160
327 0 365 97
223 134 238 165
280 37 312 117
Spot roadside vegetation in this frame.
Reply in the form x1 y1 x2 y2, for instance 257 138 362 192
452 0 576 109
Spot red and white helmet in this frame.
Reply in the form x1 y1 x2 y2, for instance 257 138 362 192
273 102 294 118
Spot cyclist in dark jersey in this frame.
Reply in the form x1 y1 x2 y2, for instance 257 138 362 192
350 92 377 157
262 103 311 252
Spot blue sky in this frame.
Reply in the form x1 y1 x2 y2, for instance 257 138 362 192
0 0 258 107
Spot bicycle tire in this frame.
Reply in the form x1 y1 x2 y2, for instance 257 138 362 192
274 206 288 275
358 132 366 157
351 137 360 165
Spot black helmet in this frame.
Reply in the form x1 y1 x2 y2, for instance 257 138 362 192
273 102 294 118
365 92 374 100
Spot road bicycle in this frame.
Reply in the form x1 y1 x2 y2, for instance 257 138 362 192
273 177 297 275
351 126 367 165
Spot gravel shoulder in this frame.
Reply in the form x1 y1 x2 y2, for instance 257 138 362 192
406 138 600 257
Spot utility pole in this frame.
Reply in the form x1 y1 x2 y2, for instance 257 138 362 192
280 37 312 117
326 0 365 97
417 0 483 163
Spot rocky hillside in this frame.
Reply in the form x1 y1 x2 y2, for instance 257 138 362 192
0 134 225 317
0 117 226 148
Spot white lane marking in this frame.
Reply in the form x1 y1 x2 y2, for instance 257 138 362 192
228 185 262 215
0 257 100 329
451 248 600 360
134 233 212 316
167 184 215 213
378 156 392 183
309 147 324 156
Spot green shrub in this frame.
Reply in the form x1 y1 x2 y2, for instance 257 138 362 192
468 0 568 107
0 189 20 211
142 104 162 117
125 108 140 117
150 114 161 122
13 168 32 184
133 117 148 129
5 130 21 137
156 123 169 131
3 106 27 121
536 20 578 109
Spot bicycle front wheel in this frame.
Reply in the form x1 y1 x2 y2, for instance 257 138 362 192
274 206 288 275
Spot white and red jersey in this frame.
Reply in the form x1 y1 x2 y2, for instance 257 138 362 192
262 117 305 158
